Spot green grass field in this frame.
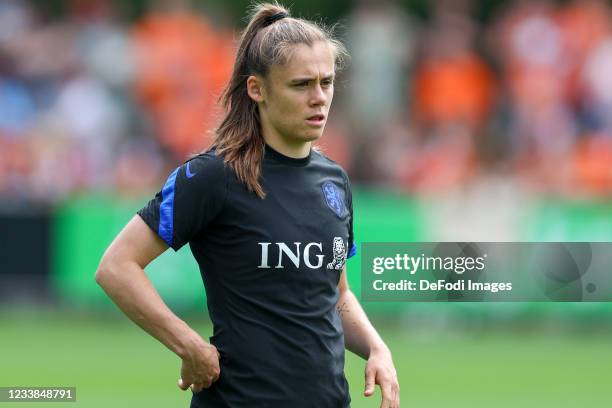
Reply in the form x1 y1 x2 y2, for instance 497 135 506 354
1 310 611 407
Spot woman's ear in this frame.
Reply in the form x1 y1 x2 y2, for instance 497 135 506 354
246 75 266 103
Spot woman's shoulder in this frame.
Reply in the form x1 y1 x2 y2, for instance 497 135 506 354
311 149 350 182
179 148 229 187
187 148 226 170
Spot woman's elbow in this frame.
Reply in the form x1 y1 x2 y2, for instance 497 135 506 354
95 256 118 286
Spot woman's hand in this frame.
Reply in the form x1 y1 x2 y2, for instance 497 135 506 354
177 336 221 392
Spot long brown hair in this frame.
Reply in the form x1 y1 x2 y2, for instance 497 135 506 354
212 2 347 198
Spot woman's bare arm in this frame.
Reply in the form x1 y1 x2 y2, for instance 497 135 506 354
95 215 219 391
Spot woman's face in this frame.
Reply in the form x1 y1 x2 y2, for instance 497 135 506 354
252 41 336 152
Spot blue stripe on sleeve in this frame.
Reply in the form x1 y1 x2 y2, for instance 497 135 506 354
347 243 357 259
158 167 179 247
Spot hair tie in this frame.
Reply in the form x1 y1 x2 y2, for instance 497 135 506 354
263 11 288 27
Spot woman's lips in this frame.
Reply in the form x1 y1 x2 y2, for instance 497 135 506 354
305 114 326 126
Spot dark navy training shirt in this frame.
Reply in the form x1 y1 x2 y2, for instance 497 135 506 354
138 144 356 408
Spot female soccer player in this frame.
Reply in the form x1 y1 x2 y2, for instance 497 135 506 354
96 3 399 407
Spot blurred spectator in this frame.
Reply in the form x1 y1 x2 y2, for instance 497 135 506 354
131 0 233 160
413 1 495 133
579 39 612 132
343 0 417 182
344 0 416 134
489 0 576 192
406 0 494 192
575 0 612 134
557 0 610 104
71 0 136 89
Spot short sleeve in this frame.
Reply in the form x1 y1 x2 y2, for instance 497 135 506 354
137 152 227 251
343 171 357 259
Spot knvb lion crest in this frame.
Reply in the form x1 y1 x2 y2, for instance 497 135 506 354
322 181 346 218
327 237 347 271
